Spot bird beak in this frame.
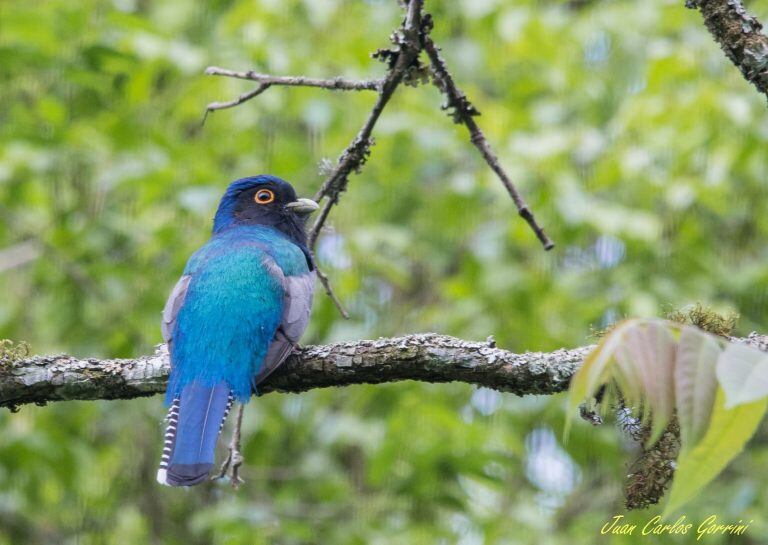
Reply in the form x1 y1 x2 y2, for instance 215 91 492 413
285 198 319 215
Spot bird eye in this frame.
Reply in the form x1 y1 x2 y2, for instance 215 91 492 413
254 189 275 204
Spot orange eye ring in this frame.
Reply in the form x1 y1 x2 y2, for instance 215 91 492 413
254 189 275 205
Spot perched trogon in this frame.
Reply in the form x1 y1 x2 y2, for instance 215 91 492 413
157 175 318 486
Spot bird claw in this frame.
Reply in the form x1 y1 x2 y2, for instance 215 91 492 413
211 443 246 488
229 450 245 489
210 404 246 489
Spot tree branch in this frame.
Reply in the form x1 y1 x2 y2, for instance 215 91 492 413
313 263 350 319
687 0 768 100
307 0 426 247
205 67 383 91
205 83 271 115
203 0 555 317
0 334 588 410
423 35 554 250
4 331 767 411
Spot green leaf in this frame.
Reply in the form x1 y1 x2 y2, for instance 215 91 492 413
717 342 768 408
567 319 677 446
664 388 767 516
616 321 676 446
674 326 721 451
564 319 639 441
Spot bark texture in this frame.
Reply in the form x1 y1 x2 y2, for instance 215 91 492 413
3 333 767 411
688 0 768 99
0 334 590 410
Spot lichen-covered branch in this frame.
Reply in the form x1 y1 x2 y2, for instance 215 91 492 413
205 67 383 91
6 333 768 511
0 334 590 411
687 0 768 100
4 332 766 411
5 331 768 508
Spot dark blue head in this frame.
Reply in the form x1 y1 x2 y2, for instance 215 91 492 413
212 175 319 246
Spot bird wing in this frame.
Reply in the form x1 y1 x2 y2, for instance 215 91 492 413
253 258 316 387
161 274 192 355
281 271 316 341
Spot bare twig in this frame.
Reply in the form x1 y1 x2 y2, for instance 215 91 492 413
205 1 552 251
308 0 426 246
423 36 554 250
687 0 768 101
314 263 350 319
306 200 350 318
302 0 425 317
205 67 383 91
307 198 334 250
204 83 271 119
206 1 427 318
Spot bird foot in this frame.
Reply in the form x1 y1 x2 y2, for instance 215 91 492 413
229 450 245 488
211 404 246 489
211 445 245 488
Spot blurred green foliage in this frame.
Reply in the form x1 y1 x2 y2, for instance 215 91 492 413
1 0 768 543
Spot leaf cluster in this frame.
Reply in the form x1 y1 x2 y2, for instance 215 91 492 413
568 319 768 514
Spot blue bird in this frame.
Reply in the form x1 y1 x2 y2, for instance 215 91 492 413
157 175 318 486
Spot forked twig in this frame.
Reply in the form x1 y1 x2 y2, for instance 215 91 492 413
204 0 554 313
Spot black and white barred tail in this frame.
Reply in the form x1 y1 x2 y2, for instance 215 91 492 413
156 397 180 485
156 384 234 486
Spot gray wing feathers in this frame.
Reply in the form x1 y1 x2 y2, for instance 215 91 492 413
161 275 192 349
257 330 296 386
281 272 316 341
255 257 315 386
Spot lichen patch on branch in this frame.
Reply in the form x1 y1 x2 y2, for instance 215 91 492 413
687 0 768 100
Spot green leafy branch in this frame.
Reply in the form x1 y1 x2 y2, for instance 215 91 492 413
567 318 768 515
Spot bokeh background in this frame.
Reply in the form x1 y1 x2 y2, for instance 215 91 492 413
2 0 768 543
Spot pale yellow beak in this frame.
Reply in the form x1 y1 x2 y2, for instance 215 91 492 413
285 198 319 215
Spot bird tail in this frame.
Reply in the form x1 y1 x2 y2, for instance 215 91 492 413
157 382 233 486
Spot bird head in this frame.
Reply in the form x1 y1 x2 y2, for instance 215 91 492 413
212 175 319 246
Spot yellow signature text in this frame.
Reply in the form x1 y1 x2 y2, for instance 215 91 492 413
600 514 752 540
